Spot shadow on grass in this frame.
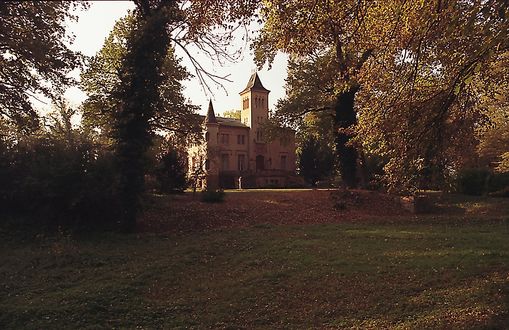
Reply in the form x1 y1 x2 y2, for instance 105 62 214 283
486 279 509 328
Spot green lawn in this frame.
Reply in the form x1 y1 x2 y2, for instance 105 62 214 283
1 219 508 328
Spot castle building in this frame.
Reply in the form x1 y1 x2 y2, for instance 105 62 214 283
187 72 297 189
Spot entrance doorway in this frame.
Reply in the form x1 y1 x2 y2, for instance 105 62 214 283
256 155 265 171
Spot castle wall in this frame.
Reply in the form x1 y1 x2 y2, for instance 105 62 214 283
216 125 249 173
267 130 296 172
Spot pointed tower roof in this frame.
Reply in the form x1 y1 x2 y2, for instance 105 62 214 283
240 72 270 94
204 99 217 124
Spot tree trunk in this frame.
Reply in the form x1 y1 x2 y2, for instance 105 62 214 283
358 149 369 189
334 86 359 189
114 5 172 232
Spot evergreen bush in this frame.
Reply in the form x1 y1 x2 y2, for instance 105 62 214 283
487 172 509 193
455 168 491 196
153 148 187 194
0 137 120 230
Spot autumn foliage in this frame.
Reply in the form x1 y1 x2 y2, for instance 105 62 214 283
1 0 508 232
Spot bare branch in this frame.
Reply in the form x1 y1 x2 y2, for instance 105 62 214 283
172 38 233 97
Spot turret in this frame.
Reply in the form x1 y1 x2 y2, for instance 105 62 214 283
204 99 217 124
240 72 270 171
240 72 270 131
204 100 219 189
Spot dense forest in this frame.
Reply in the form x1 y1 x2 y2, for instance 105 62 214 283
1 0 508 231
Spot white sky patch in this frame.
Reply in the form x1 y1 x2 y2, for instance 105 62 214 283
67 1 136 57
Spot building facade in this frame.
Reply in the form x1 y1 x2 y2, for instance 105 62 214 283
188 73 297 189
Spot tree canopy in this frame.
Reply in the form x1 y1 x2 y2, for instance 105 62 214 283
0 1 84 132
222 109 241 120
255 0 509 191
80 12 200 143
253 0 406 188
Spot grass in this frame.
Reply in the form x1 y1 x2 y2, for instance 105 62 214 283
1 218 509 328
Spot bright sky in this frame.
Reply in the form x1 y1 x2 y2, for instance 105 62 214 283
64 1 288 116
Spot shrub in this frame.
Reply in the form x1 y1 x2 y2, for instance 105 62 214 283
152 148 187 194
455 168 491 195
298 135 335 186
487 172 509 193
455 168 509 196
200 189 225 203
0 136 120 230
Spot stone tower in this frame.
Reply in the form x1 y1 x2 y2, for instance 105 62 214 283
239 72 270 171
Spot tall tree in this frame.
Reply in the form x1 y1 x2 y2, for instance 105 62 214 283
113 1 174 231
255 0 509 191
356 1 509 191
113 0 258 231
0 2 84 132
253 1 402 188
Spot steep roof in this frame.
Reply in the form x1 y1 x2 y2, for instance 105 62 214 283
216 116 249 128
204 100 217 124
239 72 270 94
198 114 249 128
